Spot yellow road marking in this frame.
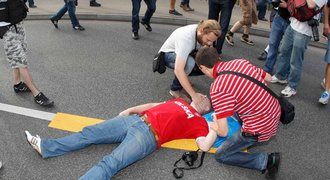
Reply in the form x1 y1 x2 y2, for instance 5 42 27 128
48 112 218 153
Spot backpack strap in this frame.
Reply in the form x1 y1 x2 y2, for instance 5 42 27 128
217 71 280 100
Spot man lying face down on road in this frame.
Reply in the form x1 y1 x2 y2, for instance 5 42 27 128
25 97 218 180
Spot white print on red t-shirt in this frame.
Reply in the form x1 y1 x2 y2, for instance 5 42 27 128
174 101 194 119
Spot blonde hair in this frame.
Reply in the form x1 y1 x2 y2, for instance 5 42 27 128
197 20 221 37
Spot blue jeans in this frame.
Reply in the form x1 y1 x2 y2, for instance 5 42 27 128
274 26 311 90
164 52 203 91
51 0 79 27
24 0 35 5
131 0 156 33
215 130 268 171
264 14 290 74
325 36 330 63
181 0 189 4
208 0 236 55
256 4 267 20
40 115 157 180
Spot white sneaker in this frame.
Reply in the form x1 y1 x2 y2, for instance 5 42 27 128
321 78 325 90
318 91 329 105
25 130 42 156
270 75 288 84
281 86 296 97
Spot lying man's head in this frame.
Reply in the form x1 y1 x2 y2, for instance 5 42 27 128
190 96 212 114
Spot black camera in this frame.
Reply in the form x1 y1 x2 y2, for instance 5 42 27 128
272 0 281 7
182 151 198 166
308 19 320 42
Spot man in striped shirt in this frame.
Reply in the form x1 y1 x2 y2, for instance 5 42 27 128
195 47 281 178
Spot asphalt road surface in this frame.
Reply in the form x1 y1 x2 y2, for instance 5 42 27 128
0 20 329 180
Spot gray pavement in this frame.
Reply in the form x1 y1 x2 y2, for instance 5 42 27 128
0 20 330 180
26 0 328 48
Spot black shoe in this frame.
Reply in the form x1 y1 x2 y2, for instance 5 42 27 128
34 92 54 107
50 18 58 29
169 9 183 16
29 4 37 8
141 20 152 32
90 1 101 7
259 18 268 21
132 32 139 40
14 82 30 93
73 25 85 31
265 153 280 178
74 0 78 6
258 50 268 61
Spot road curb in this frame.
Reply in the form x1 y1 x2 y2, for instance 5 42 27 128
26 14 327 49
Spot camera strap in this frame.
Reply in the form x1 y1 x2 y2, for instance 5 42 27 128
172 149 206 179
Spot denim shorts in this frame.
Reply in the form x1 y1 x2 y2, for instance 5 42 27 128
325 38 330 63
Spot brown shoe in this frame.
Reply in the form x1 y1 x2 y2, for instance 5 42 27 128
169 90 192 104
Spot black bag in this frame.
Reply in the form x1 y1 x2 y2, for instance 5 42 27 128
172 149 205 179
218 71 295 125
0 1 9 22
152 52 166 74
277 96 295 124
7 0 28 25
0 26 10 39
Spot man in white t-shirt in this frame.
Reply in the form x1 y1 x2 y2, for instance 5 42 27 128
158 20 220 108
270 0 327 97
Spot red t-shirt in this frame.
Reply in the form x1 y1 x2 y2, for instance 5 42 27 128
211 60 281 142
141 98 209 149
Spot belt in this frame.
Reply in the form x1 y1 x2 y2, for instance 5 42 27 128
139 114 160 145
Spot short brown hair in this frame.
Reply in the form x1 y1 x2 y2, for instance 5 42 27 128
197 20 221 37
195 46 219 68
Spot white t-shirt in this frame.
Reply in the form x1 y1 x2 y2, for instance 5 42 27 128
159 24 201 63
290 0 327 36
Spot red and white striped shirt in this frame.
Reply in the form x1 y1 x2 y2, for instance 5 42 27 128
211 59 281 142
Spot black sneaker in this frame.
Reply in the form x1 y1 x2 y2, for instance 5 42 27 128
141 20 152 32
169 9 183 16
14 82 31 93
73 25 85 31
265 152 280 178
90 1 101 7
241 34 254 46
50 18 58 29
34 92 54 107
29 4 37 8
225 32 234 46
258 51 268 61
132 32 139 40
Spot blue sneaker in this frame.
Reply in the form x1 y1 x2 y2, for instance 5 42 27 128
319 91 329 105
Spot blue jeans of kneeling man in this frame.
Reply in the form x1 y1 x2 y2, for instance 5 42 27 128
164 52 204 91
40 115 157 180
215 130 268 171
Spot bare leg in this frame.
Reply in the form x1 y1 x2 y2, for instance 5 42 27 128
230 21 243 33
13 67 39 96
243 25 251 35
170 0 175 10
